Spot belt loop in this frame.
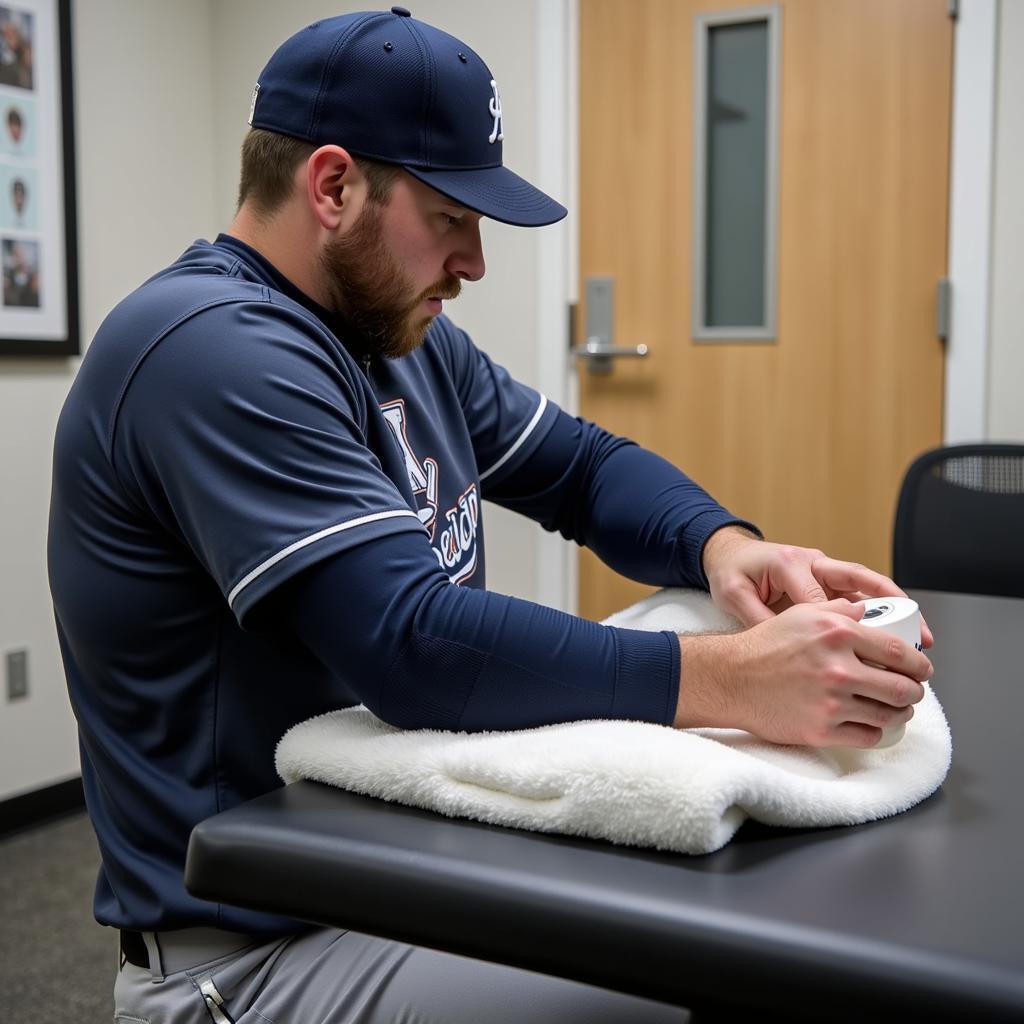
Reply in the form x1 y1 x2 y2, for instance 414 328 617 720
142 931 165 983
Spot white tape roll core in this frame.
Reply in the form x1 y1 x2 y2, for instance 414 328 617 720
857 597 922 748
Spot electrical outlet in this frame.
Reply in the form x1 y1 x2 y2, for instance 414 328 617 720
6 649 28 701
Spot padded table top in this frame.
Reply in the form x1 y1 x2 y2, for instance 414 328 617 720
186 590 1024 1022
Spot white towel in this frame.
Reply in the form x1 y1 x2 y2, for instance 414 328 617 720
276 589 952 854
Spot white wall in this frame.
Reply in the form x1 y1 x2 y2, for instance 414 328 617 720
2 1 1020 803
945 0 997 444
988 0 1024 441
946 0 1024 445
209 0 548 602
0 0 219 801
0 0 553 801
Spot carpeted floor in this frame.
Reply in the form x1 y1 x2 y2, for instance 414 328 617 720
0 812 115 1023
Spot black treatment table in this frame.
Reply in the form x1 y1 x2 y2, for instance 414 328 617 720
185 590 1024 1022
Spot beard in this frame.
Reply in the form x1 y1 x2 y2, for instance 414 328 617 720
319 200 461 359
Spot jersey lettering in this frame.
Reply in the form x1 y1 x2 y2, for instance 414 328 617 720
381 400 438 534
435 483 479 584
380 398 479 585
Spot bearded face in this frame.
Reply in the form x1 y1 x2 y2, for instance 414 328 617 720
319 198 461 360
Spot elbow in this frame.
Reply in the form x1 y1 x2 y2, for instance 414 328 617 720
366 584 487 732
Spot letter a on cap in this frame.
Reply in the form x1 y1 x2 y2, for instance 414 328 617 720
488 79 503 143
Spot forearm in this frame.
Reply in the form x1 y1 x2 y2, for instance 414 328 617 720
487 411 759 588
276 530 679 732
577 442 759 588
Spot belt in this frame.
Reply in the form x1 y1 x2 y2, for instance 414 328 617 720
119 929 150 969
119 927 261 977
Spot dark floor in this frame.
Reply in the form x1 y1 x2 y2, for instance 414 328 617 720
0 812 115 1023
0 812 692 1023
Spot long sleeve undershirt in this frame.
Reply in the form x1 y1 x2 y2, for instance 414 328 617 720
276 408 759 732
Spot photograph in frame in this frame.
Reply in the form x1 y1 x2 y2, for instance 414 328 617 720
0 0 78 356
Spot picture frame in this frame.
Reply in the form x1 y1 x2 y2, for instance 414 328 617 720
0 0 78 356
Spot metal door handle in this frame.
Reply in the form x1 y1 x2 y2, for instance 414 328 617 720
571 337 649 375
575 276 649 375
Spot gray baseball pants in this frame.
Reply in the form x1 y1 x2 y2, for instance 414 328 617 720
113 926 689 1023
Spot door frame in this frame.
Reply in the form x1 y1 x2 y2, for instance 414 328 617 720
532 0 996 615
533 0 579 613
945 0 998 444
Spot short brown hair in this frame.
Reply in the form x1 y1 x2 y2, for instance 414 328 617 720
236 128 401 219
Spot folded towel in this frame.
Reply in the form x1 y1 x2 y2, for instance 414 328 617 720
276 589 952 854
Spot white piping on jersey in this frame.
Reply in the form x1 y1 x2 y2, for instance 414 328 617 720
478 395 548 483
228 509 424 609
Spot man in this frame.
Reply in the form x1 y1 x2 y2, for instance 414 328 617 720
3 238 37 307
6 105 22 146
10 176 26 224
48 9 933 1023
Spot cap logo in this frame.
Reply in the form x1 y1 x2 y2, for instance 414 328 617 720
248 83 260 126
488 79 504 144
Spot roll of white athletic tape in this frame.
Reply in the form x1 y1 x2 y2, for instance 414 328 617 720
857 596 923 748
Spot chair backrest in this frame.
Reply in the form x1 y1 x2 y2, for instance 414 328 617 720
892 443 1024 599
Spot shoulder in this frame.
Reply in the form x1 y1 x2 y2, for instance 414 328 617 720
101 242 354 381
128 292 365 419
122 243 335 350
88 247 368 448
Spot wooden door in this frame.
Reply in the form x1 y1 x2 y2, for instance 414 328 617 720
577 0 952 621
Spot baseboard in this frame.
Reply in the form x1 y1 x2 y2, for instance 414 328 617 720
0 775 85 840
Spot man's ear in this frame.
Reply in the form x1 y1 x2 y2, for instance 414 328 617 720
306 145 366 231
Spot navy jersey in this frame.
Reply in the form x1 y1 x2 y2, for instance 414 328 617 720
49 235 754 933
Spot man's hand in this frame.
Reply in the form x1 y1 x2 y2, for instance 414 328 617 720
674 599 933 748
702 526 934 648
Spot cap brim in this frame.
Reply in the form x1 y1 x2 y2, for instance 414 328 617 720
403 164 567 227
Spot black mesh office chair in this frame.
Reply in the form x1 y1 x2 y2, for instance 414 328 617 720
892 443 1024 599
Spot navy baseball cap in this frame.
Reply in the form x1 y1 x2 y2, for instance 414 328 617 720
248 7 567 227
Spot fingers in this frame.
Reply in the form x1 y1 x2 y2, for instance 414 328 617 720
853 665 926 712
820 699 916 748
722 543 936 648
813 556 935 648
817 597 865 621
827 722 885 749
723 579 776 627
851 624 933 688
772 552 883 607
773 559 829 606
812 557 905 599
846 694 916 729
919 614 934 649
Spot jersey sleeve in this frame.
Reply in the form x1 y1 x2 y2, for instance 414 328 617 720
485 409 762 589
110 298 426 624
434 318 560 487
275 530 681 733
434 321 759 589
